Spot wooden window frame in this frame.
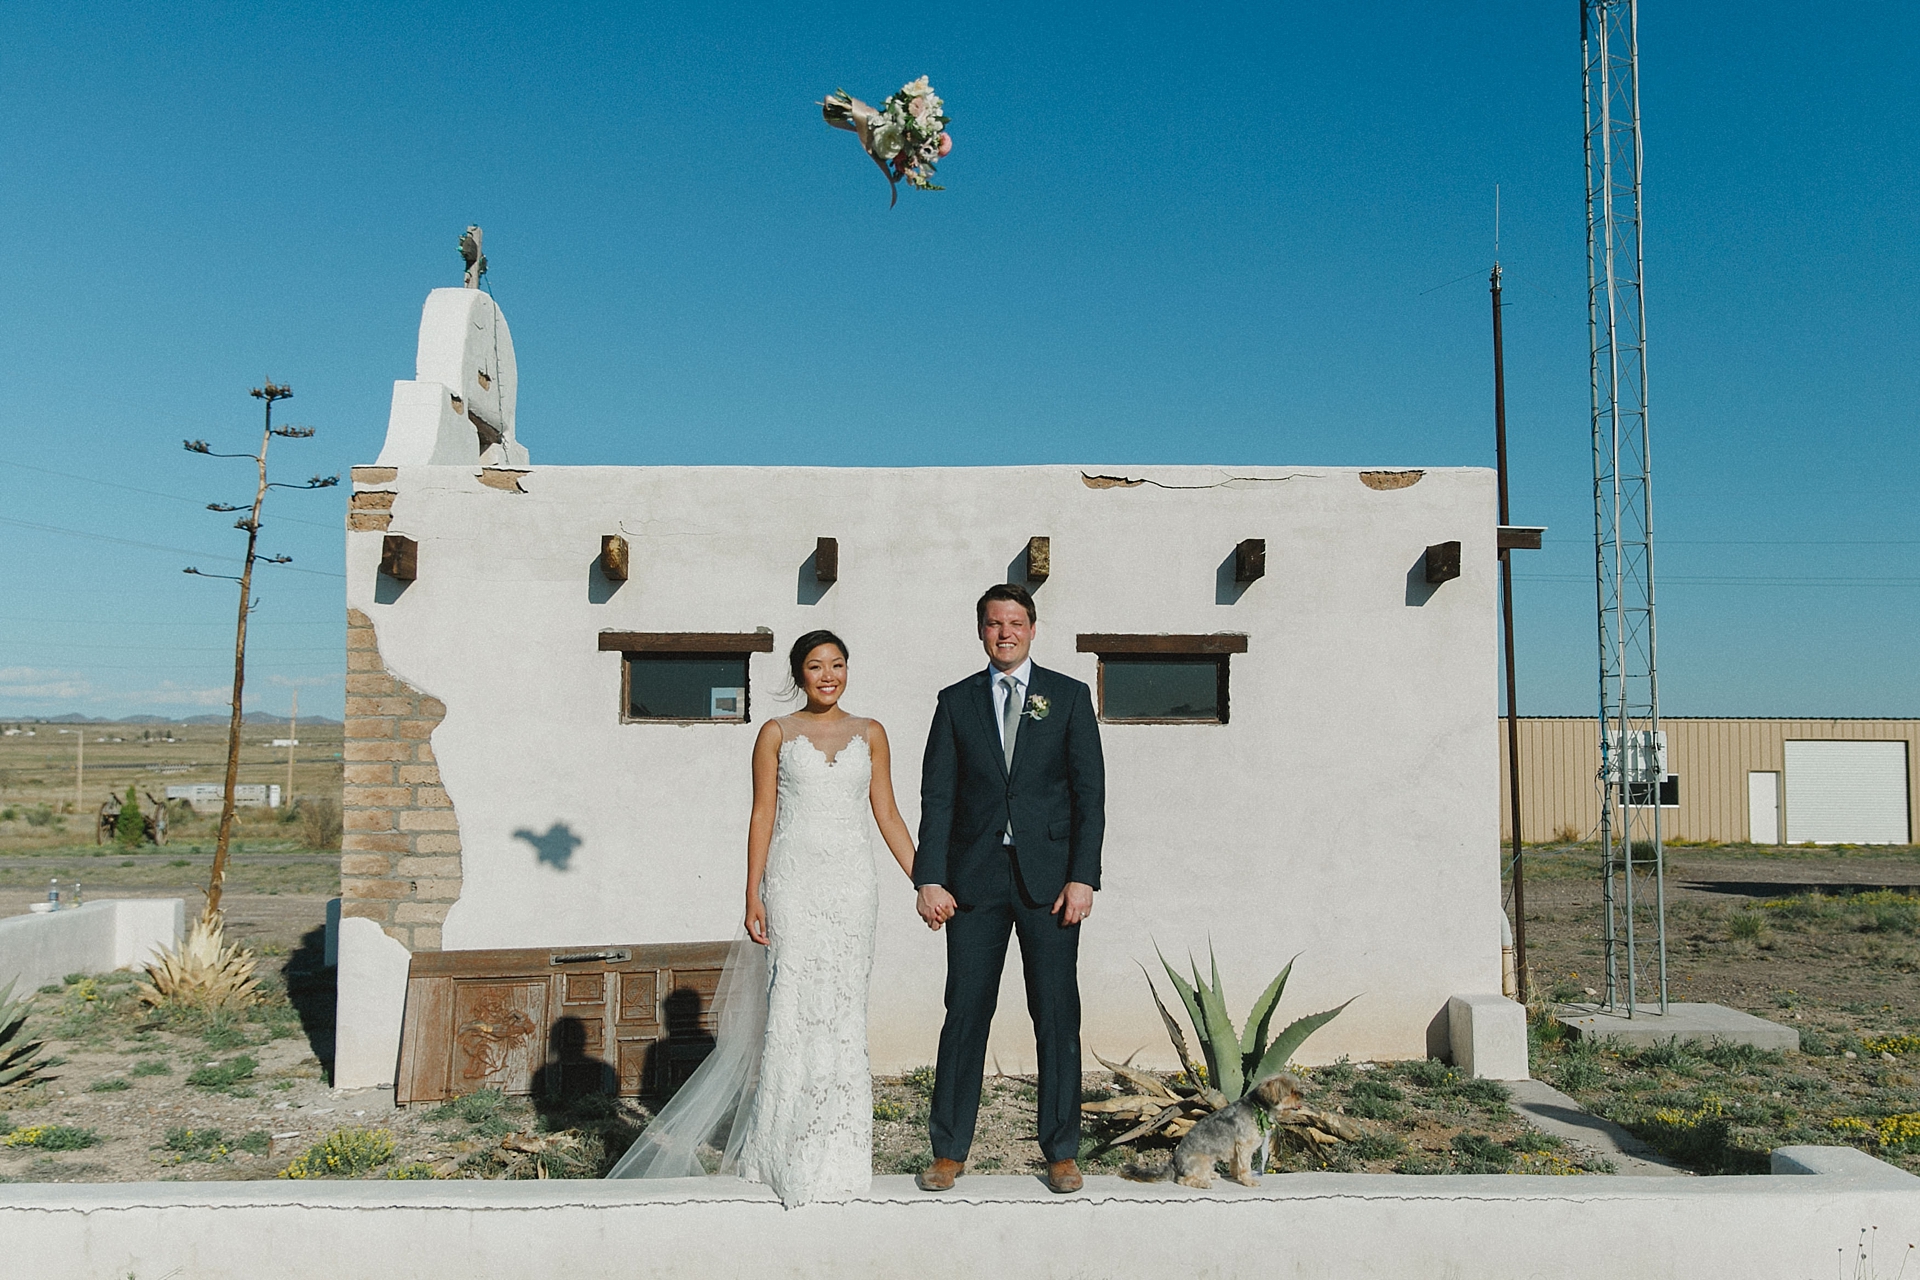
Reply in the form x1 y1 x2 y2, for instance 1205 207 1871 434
600 631 773 725
1076 634 1247 725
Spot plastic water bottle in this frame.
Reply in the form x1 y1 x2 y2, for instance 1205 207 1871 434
72 881 82 907
47 877 59 910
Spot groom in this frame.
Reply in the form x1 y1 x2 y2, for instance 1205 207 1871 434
913 583 1105 1194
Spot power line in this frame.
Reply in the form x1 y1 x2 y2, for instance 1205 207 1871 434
4 460 340 530
0 515 345 578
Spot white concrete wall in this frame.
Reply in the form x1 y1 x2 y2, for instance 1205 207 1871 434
346 463 1501 1073
4 1153 1915 1280
0 900 183 995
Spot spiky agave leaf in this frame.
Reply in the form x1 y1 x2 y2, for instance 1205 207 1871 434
137 914 260 1011
0 980 47 1092
1192 947 1243 1099
1137 964 1206 1088
1248 998 1359 1085
1155 944 1216 1088
1237 955 1298 1080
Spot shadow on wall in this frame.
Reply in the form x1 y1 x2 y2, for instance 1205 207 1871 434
531 1014 616 1098
644 986 719 1100
588 554 622 604
1405 552 1440 607
797 548 831 605
1216 549 1253 605
1004 551 1044 596
514 822 583 870
375 574 412 605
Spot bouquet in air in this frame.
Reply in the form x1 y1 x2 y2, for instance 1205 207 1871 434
821 76 952 206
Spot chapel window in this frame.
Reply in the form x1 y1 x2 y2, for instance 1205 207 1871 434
1076 634 1248 725
598 631 774 723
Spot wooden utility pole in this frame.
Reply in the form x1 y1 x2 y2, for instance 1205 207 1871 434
286 689 298 811
1492 261 1528 992
74 728 84 813
184 381 334 926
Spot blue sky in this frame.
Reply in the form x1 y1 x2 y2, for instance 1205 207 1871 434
1 2 1914 721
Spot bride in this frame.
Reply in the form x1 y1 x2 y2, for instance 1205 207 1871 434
608 629 923 1205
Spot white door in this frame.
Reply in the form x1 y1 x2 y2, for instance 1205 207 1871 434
1747 772 1780 845
1783 740 1911 844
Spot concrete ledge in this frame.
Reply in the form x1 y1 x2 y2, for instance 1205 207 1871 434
1555 1001 1800 1051
0 900 183 993
1447 992 1528 1080
4 1155 1916 1280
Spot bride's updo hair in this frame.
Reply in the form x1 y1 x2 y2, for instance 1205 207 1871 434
788 630 849 686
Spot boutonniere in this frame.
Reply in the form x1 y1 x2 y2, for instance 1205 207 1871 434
1024 694 1051 721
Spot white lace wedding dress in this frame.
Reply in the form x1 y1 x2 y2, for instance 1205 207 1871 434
734 716 879 1204
607 715 878 1205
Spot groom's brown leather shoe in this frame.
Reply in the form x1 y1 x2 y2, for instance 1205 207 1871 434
1046 1159 1084 1193
917 1158 965 1191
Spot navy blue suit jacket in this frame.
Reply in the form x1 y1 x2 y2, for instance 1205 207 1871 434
915 664 1105 904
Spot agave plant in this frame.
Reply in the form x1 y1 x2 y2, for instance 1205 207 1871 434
0 980 48 1092
137 913 260 1010
1150 944 1353 1102
1084 945 1357 1152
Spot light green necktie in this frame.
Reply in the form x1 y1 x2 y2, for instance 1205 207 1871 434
1001 674 1020 770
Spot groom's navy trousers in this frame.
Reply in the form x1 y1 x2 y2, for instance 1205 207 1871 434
930 844 1084 1162
917 664 1105 1164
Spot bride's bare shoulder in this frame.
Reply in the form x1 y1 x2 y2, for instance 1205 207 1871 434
756 718 788 748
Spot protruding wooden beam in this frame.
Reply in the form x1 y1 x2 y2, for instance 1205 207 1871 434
1424 541 1462 585
1234 538 1266 583
1497 525 1546 551
815 537 839 583
601 535 630 581
380 535 418 582
1024 536 1050 583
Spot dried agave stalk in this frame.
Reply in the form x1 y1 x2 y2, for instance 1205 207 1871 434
137 913 260 1010
0 981 47 1092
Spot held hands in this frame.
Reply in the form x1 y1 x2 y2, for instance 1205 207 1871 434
916 884 957 931
745 893 769 946
1051 881 1094 927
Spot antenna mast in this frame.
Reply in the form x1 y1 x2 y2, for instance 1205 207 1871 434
1583 0 1667 1014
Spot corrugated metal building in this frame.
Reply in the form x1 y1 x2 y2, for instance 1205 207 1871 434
1498 718 1918 845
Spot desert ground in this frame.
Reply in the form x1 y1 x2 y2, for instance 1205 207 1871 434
3 732 1916 1182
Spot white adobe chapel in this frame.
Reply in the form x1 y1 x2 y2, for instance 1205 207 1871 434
332 271 1515 1093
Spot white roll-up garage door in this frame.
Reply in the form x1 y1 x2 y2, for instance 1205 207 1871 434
1783 740 1911 844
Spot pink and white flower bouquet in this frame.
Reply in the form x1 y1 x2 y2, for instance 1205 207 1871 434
822 76 952 206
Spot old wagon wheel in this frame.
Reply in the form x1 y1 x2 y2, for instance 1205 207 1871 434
144 791 170 846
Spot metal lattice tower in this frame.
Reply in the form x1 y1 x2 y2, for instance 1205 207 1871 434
1584 0 1667 1015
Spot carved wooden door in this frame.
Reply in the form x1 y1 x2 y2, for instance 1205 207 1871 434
395 941 731 1105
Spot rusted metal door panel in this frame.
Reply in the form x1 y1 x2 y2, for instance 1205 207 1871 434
395 941 732 1106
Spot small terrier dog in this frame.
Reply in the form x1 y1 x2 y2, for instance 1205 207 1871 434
1120 1073 1306 1188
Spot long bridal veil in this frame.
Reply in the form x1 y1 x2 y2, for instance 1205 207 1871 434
606 935 768 1179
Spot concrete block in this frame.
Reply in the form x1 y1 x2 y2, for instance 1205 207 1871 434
333 916 411 1089
1556 1002 1800 1052
1448 993 1528 1080
0 900 184 994
110 898 183 971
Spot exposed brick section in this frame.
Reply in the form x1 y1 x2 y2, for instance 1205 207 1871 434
341 607 461 951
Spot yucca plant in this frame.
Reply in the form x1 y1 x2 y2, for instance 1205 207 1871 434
1084 945 1357 1153
137 913 260 1010
0 980 48 1092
